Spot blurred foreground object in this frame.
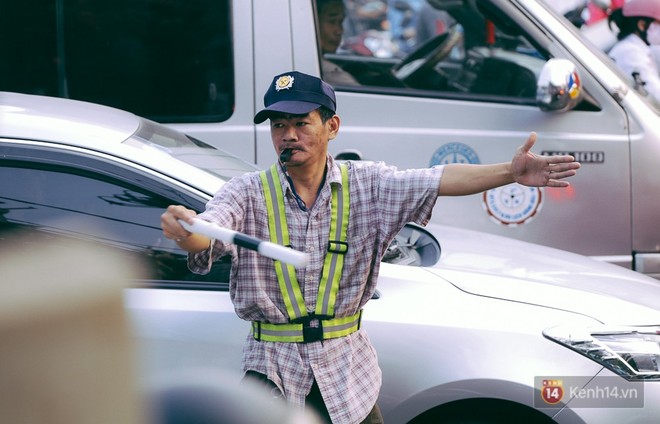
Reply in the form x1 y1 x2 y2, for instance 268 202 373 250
0 235 145 424
147 369 323 424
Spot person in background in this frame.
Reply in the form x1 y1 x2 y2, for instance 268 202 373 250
608 0 660 105
413 1 456 48
161 71 580 423
317 0 360 85
585 0 624 26
386 0 423 53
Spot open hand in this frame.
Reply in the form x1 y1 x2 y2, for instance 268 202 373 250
511 132 581 187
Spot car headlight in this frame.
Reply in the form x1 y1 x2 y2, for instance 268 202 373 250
544 325 660 381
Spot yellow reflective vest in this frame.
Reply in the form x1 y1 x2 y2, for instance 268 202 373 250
254 164 362 343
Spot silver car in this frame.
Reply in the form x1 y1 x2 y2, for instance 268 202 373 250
2 92 659 423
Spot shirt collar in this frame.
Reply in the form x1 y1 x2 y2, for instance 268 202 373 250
276 154 343 210
325 155 344 186
276 154 343 191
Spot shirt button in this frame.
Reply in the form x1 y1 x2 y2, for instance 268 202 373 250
311 362 317 369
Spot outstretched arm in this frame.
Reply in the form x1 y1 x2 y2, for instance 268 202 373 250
438 132 580 196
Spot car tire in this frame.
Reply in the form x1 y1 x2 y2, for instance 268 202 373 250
409 399 556 424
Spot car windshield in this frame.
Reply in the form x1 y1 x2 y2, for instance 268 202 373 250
125 118 260 180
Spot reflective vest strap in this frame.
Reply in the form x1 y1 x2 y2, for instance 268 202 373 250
259 163 350 326
315 164 350 317
252 321 305 343
322 309 362 339
260 166 287 246
252 310 362 343
260 166 307 320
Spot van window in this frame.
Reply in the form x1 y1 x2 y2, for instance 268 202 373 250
316 0 546 103
1 0 233 124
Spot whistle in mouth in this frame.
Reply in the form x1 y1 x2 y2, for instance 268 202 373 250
279 148 292 162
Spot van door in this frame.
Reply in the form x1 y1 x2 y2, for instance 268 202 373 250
310 0 632 263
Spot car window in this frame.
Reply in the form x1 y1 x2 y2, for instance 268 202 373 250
0 157 230 289
1 0 233 124
316 0 546 102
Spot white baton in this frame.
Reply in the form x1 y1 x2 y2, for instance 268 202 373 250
178 218 308 268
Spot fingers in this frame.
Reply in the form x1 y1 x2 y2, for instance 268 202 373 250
546 180 571 188
547 154 580 165
170 205 197 224
543 151 580 189
520 132 537 154
161 205 197 241
548 161 581 172
548 168 578 180
545 164 579 188
522 133 580 168
546 161 580 185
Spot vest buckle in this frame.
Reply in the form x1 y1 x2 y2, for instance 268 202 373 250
293 314 330 343
302 320 324 343
327 240 349 254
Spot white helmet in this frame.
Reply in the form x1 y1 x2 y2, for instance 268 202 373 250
623 0 660 22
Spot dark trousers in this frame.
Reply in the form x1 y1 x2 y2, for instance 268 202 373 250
243 371 383 423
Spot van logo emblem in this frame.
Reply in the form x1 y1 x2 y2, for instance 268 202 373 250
275 75 294 91
483 184 542 226
429 142 480 166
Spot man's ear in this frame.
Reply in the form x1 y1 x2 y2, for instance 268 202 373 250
327 114 340 140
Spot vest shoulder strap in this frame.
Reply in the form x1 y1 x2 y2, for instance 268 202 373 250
259 163 350 321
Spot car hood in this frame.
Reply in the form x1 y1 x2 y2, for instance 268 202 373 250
423 224 660 324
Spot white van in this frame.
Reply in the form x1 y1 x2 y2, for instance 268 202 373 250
5 0 660 277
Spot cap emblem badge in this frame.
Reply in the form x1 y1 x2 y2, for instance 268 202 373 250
275 75 294 91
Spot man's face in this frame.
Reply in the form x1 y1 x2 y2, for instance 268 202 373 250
270 110 339 168
319 1 346 54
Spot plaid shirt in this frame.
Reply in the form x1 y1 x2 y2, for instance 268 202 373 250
190 156 444 423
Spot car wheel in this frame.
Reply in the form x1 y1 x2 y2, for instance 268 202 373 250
408 399 556 424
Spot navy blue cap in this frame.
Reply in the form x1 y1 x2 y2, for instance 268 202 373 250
253 71 336 124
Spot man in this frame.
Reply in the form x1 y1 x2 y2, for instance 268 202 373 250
317 0 360 85
160 71 580 423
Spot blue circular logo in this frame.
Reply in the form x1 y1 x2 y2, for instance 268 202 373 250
430 143 480 166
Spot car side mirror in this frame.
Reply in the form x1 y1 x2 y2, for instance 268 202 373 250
382 223 441 267
536 58 583 112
